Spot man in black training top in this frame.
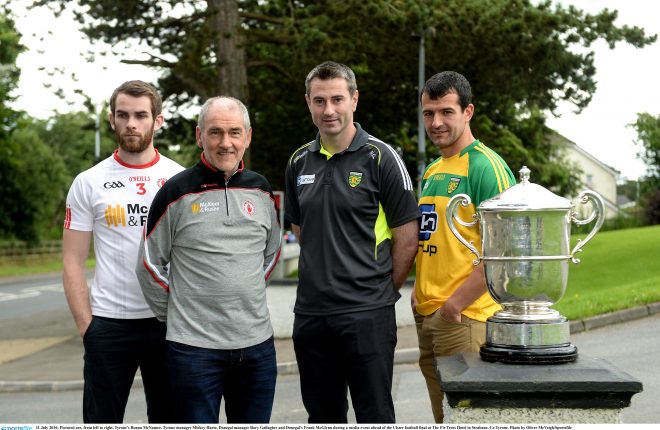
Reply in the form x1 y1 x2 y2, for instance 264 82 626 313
284 61 420 423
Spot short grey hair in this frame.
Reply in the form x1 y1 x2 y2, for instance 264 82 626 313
305 61 357 96
198 96 251 131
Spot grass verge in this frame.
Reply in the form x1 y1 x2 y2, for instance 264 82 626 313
0 255 95 278
555 224 660 319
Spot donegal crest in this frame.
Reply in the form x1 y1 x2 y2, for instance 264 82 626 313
447 177 461 194
348 171 363 188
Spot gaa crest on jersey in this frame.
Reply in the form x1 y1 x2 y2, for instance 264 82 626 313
157 178 167 188
103 181 125 189
447 177 461 194
348 171 363 188
243 200 255 216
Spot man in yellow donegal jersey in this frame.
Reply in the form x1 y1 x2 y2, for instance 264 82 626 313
412 71 516 423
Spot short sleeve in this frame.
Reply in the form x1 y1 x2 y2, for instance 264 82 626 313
377 144 419 228
64 173 94 232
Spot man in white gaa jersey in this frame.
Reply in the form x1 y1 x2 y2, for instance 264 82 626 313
62 80 184 423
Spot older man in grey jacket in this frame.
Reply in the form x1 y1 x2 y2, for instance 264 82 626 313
136 97 281 424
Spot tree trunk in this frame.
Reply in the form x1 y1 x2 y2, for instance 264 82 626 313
208 0 251 167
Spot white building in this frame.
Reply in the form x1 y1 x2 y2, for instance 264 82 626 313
552 133 620 219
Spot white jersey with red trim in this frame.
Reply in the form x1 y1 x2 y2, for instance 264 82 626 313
64 150 184 319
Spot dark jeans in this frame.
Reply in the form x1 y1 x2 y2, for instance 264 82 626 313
167 337 277 424
82 316 173 423
293 306 397 423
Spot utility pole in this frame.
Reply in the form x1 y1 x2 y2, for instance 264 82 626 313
417 29 426 197
417 27 434 197
94 104 100 163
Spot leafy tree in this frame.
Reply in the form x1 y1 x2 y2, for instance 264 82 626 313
0 13 23 137
0 13 70 241
1 124 68 241
157 114 200 168
630 113 660 186
19 0 658 194
0 13 54 242
630 112 660 225
35 110 115 181
617 179 639 203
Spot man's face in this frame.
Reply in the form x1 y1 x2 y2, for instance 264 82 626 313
196 102 251 179
109 94 162 153
305 77 358 139
422 91 473 155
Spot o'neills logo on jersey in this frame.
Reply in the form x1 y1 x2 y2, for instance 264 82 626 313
192 201 220 214
129 176 151 182
293 150 308 164
105 204 149 227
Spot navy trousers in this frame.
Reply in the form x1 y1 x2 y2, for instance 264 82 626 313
82 316 173 423
293 306 397 423
167 337 277 423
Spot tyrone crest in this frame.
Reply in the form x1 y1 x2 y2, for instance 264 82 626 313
348 171 363 188
447 177 461 194
243 200 255 216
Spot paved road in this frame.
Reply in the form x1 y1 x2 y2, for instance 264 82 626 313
571 312 660 424
0 363 434 423
0 273 657 424
0 314 658 423
0 274 69 321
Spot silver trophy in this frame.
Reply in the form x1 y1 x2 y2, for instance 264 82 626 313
446 166 604 363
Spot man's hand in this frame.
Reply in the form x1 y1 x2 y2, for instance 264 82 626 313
439 263 488 323
410 282 419 310
78 316 93 338
438 303 462 323
62 228 93 338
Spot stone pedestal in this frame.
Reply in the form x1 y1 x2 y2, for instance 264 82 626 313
436 352 643 424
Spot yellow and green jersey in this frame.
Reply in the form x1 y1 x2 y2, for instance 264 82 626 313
415 140 516 321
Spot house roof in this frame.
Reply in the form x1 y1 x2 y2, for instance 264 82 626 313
550 132 620 177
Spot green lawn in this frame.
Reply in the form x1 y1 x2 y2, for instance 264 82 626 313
554 224 660 319
0 255 95 278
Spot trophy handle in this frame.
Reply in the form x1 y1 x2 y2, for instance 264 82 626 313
446 193 481 265
569 190 605 264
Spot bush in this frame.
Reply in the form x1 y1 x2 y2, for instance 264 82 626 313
642 188 660 225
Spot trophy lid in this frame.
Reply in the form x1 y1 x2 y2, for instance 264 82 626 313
479 166 572 211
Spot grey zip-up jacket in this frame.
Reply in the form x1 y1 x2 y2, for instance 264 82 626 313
136 156 281 350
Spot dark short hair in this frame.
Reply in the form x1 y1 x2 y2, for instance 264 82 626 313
421 71 472 111
109 80 162 117
305 61 357 96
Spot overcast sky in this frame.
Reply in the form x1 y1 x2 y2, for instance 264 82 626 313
9 0 659 181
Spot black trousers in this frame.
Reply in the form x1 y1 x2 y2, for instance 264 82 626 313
293 306 397 423
82 316 174 423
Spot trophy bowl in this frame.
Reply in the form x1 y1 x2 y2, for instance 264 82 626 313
446 166 604 363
